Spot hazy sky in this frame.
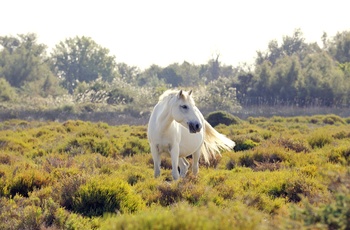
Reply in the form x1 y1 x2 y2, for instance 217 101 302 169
1 0 349 69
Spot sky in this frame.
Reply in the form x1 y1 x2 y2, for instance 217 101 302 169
1 0 349 69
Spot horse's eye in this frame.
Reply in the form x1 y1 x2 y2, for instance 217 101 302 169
180 105 188 110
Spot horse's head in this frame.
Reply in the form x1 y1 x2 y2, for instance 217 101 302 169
171 90 202 133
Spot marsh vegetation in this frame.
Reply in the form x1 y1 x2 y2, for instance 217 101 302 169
0 115 349 229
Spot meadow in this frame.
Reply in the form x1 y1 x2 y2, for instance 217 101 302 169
0 114 349 230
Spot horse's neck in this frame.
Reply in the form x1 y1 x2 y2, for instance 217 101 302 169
156 102 176 133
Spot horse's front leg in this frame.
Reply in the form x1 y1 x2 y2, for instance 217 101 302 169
151 144 161 178
170 145 180 180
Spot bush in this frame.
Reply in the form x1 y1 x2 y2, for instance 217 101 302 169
73 176 144 217
234 137 259 151
157 182 183 206
328 146 350 165
238 145 286 171
8 170 51 197
206 111 241 127
308 131 333 149
322 114 345 125
0 78 16 102
120 137 149 157
276 137 310 153
291 194 350 229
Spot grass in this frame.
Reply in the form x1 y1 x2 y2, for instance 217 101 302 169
0 115 349 229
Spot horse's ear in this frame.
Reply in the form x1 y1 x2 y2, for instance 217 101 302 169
189 90 192 95
178 90 183 99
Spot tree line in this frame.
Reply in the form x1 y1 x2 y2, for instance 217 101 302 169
0 29 350 111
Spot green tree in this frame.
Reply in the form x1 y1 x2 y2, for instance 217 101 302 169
117 63 140 84
167 61 202 86
301 52 345 106
158 67 183 87
328 30 350 63
0 33 47 88
51 36 117 93
251 61 272 104
271 55 302 105
0 33 64 97
137 64 164 87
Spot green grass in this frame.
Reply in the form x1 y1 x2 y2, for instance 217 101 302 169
0 115 349 229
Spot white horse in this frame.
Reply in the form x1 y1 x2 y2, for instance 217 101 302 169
147 89 235 180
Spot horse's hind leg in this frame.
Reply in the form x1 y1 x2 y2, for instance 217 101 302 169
192 149 201 176
151 144 161 178
179 157 189 178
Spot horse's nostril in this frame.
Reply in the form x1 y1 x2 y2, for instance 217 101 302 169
188 121 202 133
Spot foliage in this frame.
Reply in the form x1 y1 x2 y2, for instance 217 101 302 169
206 110 241 127
0 78 16 102
238 29 350 107
73 176 144 217
0 33 65 98
51 36 117 93
0 116 349 229
2 30 350 116
307 130 333 149
290 193 350 229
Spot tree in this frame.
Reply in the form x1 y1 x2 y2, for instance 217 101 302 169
137 64 164 87
200 54 222 83
251 61 273 104
328 30 350 63
0 33 47 88
117 63 140 84
0 33 64 97
271 55 302 105
158 67 183 87
167 61 202 86
51 36 117 93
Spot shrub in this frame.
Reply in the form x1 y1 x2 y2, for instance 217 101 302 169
322 114 345 125
276 137 310 153
73 176 144 217
8 170 51 197
234 138 259 151
127 172 146 186
332 131 350 139
0 154 11 164
157 182 183 206
247 116 268 124
328 146 350 165
53 174 87 210
100 202 266 230
307 131 333 149
345 117 350 124
206 111 241 127
120 137 149 157
59 137 117 157
290 194 350 229
268 175 327 203
238 146 286 171
0 78 16 102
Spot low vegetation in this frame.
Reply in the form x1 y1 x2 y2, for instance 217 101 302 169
0 114 349 229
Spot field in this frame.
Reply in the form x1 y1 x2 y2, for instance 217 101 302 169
0 115 349 229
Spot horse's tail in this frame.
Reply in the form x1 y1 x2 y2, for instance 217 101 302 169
201 120 235 163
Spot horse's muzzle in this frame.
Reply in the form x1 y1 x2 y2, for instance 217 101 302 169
188 121 202 133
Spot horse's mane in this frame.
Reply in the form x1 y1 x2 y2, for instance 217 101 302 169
159 89 195 105
158 89 179 103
